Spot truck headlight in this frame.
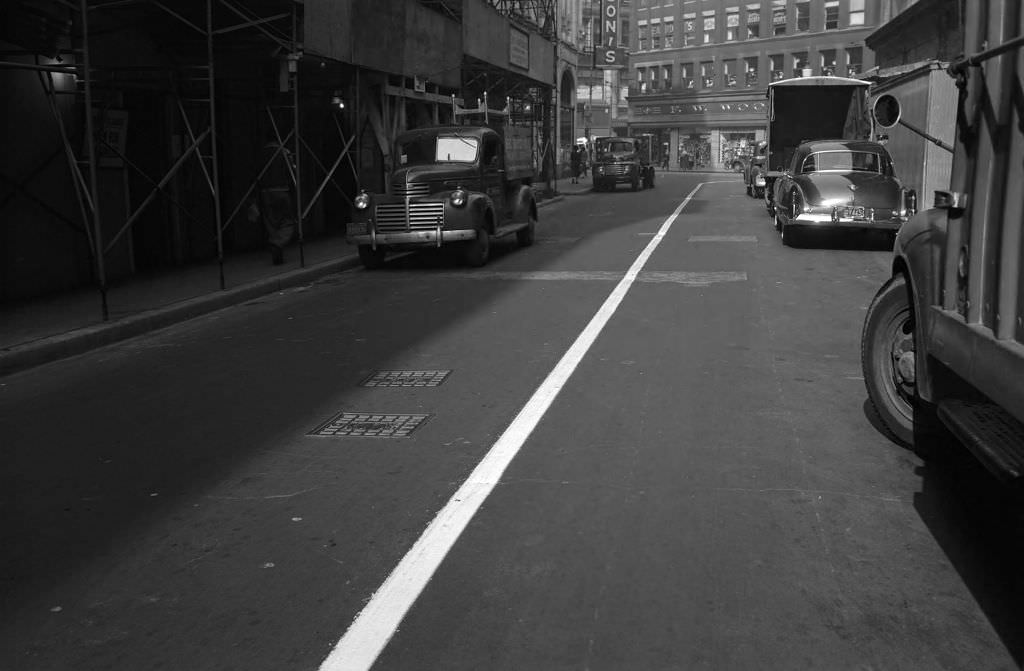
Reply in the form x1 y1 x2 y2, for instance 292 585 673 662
450 188 468 208
354 191 370 210
754 174 766 187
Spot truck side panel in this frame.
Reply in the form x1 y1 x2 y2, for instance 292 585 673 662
927 0 1024 424
504 126 534 181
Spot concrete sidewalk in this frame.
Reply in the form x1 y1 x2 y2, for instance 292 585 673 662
0 186 584 377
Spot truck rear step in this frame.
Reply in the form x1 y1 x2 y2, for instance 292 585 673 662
937 399 1024 482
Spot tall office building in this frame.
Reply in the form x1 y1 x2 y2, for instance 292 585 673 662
627 0 881 170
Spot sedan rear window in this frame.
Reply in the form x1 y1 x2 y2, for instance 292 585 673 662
803 150 888 174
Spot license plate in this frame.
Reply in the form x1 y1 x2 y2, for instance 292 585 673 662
842 206 866 219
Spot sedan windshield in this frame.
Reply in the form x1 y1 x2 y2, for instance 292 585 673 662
802 150 889 174
397 135 479 166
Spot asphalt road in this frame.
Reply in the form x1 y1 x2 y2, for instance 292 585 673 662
3 173 1023 670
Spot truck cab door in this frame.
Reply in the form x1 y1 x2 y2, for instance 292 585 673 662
481 136 506 220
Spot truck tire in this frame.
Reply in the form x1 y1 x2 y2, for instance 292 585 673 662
462 226 490 267
644 169 655 189
861 274 917 447
358 245 386 269
631 176 640 191
516 210 536 247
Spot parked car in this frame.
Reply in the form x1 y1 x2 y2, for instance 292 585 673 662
744 141 767 198
771 139 916 247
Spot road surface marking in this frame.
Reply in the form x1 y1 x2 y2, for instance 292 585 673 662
688 235 757 243
369 270 746 285
319 183 708 671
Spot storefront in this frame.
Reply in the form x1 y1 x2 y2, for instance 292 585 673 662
629 94 766 171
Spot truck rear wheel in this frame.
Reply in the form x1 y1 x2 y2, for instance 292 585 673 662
358 245 386 270
462 227 490 267
861 274 917 447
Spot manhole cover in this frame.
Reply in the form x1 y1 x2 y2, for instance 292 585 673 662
309 412 430 438
361 370 451 387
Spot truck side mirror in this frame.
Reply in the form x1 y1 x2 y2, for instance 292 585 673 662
872 94 901 129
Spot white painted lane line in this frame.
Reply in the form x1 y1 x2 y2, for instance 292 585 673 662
688 235 757 243
318 183 708 671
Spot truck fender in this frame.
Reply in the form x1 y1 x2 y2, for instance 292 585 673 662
464 191 496 234
892 208 949 402
508 184 536 224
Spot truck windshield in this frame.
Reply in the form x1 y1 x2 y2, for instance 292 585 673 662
397 135 479 166
804 150 890 174
595 140 635 158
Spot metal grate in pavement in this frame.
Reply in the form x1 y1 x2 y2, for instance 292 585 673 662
361 370 451 387
309 412 430 438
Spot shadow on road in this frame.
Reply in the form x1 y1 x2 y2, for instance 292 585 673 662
789 229 896 251
913 431 1024 666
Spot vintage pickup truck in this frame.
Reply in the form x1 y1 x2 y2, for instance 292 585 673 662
861 0 1024 483
591 135 655 192
346 123 538 268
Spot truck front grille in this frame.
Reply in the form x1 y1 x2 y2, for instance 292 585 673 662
375 202 445 232
392 182 431 198
605 164 630 176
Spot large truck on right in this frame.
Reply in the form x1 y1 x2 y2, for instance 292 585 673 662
861 0 1024 482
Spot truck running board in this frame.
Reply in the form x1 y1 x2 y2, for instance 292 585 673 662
937 399 1024 482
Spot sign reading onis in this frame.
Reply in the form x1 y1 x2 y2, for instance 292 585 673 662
600 0 625 67
635 101 768 116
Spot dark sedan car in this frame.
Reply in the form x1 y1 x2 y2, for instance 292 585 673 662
771 140 916 247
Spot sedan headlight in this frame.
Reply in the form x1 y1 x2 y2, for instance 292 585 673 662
450 188 468 208
754 174 766 186
354 191 371 210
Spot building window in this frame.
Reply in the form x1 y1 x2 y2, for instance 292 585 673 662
682 13 697 46
820 49 836 76
663 65 673 89
772 0 786 36
726 7 740 40
638 24 649 51
793 51 808 78
651 21 662 49
724 59 738 87
796 1 810 31
703 11 716 44
825 1 839 30
847 46 863 76
746 4 760 39
849 0 865 26
745 56 759 86
636 68 646 92
770 53 785 81
621 19 630 47
701 60 715 88
664 19 674 47
681 62 694 88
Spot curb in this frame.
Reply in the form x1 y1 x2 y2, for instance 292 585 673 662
0 255 363 377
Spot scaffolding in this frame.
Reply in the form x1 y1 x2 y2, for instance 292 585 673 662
0 0 360 320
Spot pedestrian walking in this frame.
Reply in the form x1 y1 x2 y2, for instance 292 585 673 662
570 145 583 184
258 136 297 265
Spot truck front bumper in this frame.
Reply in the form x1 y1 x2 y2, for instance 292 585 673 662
346 227 477 246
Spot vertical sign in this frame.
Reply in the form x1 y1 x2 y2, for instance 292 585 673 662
600 0 625 67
